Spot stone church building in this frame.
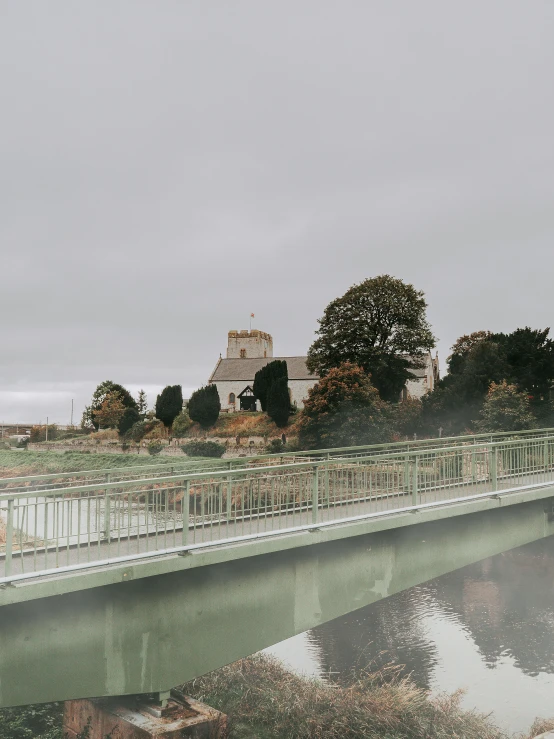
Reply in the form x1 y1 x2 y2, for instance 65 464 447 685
209 330 318 411
208 329 439 412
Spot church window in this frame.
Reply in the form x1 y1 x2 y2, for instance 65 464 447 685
229 393 236 404
240 349 246 358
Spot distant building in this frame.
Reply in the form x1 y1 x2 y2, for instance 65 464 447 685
403 352 440 400
209 330 318 411
208 329 439 412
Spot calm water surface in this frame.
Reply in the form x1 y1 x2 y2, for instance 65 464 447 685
265 537 554 734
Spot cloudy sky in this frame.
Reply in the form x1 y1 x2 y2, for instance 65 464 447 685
1 2 553 424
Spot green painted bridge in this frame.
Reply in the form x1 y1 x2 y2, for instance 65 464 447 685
1 429 554 708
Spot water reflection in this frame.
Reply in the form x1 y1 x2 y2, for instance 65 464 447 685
266 537 554 734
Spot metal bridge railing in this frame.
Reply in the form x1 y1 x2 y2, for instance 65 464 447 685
2 427 554 494
1 434 554 583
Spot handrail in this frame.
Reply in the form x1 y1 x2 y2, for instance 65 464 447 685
1 433 551 502
2 478 552 587
3 427 554 489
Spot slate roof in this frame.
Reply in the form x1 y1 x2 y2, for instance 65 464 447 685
210 357 318 382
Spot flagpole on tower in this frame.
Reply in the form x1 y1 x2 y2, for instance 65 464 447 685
250 312 255 330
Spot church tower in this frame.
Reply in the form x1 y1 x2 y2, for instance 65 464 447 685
226 330 273 359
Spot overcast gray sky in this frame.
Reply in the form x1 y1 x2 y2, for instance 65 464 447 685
1 1 553 424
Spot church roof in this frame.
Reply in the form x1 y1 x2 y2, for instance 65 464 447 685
210 357 318 382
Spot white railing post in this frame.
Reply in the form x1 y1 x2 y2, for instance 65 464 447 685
312 466 319 524
491 446 498 492
5 498 14 577
412 456 418 506
182 480 190 546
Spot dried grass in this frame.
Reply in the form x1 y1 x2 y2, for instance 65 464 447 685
183 654 511 739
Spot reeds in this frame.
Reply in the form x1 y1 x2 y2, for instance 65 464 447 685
183 654 512 739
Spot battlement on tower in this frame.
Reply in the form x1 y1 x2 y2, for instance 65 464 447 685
227 330 273 359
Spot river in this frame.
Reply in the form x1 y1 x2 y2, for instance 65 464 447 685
265 537 554 735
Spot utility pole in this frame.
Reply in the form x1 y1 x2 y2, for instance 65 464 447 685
70 399 74 428
45 416 48 442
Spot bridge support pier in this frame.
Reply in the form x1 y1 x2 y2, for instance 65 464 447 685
63 690 227 738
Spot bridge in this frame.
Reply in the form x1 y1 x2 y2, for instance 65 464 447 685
1 428 554 709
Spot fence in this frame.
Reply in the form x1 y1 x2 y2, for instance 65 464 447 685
2 434 554 584
3 426 554 495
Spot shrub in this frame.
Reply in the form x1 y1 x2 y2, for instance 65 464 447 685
477 381 535 432
172 409 193 437
128 420 148 443
266 438 286 454
147 441 164 456
180 440 225 458
117 406 140 436
30 424 59 442
155 385 183 428
188 385 221 428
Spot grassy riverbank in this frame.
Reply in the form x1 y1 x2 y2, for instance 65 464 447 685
1 656 552 738
0 449 202 479
183 655 547 739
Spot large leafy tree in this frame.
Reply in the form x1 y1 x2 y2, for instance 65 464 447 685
307 275 436 402
90 381 138 431
155 385 183 428
188 385 221 428
297 362 391 449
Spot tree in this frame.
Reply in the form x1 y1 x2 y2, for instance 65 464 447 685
253 364 272 411
80 405 94 430
137 389 148 416
307 275 436 402
476 381 535 432
188 385 221 428
118 406 140 436
267 376 291 428
172 409 192 437
253 360 288 411
92 392 126 429
297 362 391 449
419 326 554 436
90 381 138 430
155 385 183 428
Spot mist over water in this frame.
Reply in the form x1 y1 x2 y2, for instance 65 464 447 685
265 537 554 734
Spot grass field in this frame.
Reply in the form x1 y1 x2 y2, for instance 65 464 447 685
0 449 195 479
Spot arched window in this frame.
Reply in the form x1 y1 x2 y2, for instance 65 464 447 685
240 349 246 358
229 393 236 405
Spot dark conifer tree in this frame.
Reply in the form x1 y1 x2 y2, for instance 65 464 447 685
188 385 221 428
155 385 184 428
267 376 291 428
253 365 271 411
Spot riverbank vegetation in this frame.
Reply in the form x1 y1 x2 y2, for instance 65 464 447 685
0 448 199 479
185 654 541 739
1 655 551 738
